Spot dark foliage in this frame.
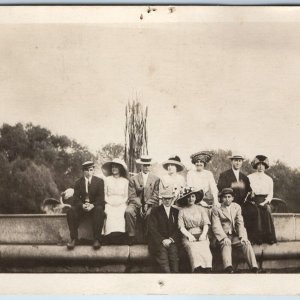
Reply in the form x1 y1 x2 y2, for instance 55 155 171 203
0 123 95 213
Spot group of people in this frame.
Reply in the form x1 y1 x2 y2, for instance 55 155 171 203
65 151 277 273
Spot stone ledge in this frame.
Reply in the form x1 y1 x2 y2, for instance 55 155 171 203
0 242 299 262
0 213 299 244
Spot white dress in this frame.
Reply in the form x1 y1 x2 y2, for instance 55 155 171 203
178 205 212 270
187 169 218 204
104 176 129 235
159 173 186 198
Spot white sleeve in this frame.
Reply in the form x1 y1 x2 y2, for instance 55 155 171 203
209 172 219 204
266 177 274 203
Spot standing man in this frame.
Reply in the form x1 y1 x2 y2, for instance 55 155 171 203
66 161 105 250
148 188 180 273
211 188 258 273
217 154 251 206
125 155 160 245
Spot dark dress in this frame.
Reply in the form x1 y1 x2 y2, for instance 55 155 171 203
243 172 277 244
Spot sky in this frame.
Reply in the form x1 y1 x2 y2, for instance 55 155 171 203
0 6 300 169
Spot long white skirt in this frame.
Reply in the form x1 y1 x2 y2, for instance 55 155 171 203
104 203 127 235
183 237 212 271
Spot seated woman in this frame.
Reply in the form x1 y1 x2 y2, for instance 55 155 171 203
244 155 277 245
187 151 219 208
177 188 213 273
101 158 129 244
160 155 186 201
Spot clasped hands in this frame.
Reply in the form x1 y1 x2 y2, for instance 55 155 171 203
162 239 173 248
222 237 250 246
250 192 267 207
82 202 94 212
188 233 207 242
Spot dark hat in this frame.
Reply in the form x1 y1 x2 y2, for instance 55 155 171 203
177 187 204 207
101 158 129 178
190 151 213 165
251 155 270 169
136 155 153 165
218 188 235 198
82 161 95 170
229 153 245 160
162 155 185 172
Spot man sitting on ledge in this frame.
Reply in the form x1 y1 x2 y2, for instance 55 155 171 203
148 188 180 273
211 188 258 273
66 161 105 250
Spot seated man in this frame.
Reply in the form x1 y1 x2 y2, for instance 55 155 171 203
66 161 105 250
211 188 258 273
125 155 160 244
148 188 180 273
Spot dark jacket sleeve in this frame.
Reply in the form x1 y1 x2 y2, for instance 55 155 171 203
217 172 226 192
148 208 164 246
169 209 180 243
94 177 105 208
72 179 83 209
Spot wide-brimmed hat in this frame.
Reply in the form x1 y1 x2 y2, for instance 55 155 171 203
101 158 129 178
82 161 95 170
190 151 213 165
177 187 204 207
136 155 153 165
251 155 270 169
228 153 245 160
162 155 185 172
218 188 235 198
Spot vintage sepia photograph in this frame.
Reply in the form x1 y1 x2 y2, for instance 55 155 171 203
0 5 300 295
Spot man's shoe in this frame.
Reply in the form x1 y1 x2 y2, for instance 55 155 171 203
251 267 259 273
224 266 234 274
67 239 76 250
93 239 101 250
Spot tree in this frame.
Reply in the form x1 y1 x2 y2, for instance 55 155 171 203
0 122 95 213
96 143 125 165
124 100 148 173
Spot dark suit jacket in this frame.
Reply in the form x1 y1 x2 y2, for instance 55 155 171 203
148 205 180 253
217 169 251 206
72 175 105 209
128 172 160 207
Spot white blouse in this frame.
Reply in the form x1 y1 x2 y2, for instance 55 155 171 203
248 172 274 203
104 176 128 206
159 173 186 197
186 169 218 203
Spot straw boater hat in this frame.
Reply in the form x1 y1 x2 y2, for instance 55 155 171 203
190 151 214 165
251 155 270 169
82 161 95 170
162 155 185 172
218 188 235 199
101 158 129 178
160 187 175 199
136 155 153 165
176 187 204 207
228 153 245 160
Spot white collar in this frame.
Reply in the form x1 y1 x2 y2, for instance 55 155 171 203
163 205 171 217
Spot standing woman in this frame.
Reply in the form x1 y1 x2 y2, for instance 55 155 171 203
244 155 277 245
160 155 186 199
187 151 219 208
101 158 129 244
177 188 213 272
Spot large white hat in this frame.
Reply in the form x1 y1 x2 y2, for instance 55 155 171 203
102 158 129 178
